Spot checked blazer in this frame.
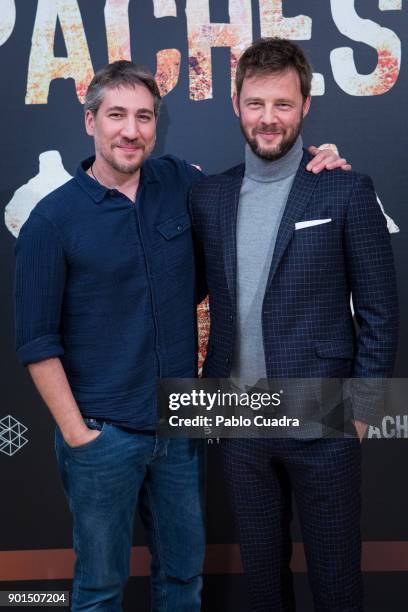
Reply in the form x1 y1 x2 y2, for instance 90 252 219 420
190 150 399 424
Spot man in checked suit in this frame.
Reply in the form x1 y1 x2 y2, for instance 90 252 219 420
190 38 398 611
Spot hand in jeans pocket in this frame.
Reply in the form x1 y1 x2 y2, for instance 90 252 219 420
65 419 105 450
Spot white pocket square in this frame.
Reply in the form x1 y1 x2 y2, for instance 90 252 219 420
295 218 332 230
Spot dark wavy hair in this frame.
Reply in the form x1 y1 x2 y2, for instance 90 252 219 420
236 38 313 101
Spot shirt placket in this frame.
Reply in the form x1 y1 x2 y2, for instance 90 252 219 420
133 183 162 377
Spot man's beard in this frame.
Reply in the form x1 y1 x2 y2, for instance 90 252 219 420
108 159 140 174
242 118 302 162
100 142 147 175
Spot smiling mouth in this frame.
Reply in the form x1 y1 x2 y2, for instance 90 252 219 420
257 132 281 141
117 144 144 153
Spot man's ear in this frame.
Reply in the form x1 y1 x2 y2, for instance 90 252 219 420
302 95 311 119
232 92 240 118
85 110 95 136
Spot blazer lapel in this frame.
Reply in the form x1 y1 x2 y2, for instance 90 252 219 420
219 167 244 306
265 152 320 292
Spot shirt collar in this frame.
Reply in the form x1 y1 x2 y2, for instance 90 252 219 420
75 156 159 203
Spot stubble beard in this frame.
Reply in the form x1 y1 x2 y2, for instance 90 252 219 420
98 142 147 175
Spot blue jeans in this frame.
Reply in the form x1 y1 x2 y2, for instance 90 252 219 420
55 421 206 611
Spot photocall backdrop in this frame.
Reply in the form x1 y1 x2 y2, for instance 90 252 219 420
1 1 407 610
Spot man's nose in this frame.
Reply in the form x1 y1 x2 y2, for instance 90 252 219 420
261 105 277 125
121 117 141 139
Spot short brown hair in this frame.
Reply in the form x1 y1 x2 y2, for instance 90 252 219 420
84 60 162 117
236 38 312 100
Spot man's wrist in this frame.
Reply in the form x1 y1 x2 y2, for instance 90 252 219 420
63 423 92 447
352 419 368 441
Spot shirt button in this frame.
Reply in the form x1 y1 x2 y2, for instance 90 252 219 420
177 225 183 231
108 190 116 197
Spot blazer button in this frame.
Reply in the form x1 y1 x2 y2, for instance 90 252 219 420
225 357 230 364
229 315 233 322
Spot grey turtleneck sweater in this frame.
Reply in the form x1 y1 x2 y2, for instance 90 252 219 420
230 136 303 384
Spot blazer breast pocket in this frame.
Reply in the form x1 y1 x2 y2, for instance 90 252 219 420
291 218 338 267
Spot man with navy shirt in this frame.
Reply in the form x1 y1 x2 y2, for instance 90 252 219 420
15 62 206 612
15 60 350 611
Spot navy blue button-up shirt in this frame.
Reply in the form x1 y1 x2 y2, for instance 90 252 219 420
15 155 202 429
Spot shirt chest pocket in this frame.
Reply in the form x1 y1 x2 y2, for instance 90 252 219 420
156 212 193 272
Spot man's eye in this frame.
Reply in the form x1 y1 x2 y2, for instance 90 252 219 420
248 103 261 108
109 113 123 118
277 104 290 109
138 115 152 122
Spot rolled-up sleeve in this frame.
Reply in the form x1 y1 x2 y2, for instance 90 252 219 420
15 212 66 366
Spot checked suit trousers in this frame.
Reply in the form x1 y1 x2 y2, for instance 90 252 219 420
222 437 363 612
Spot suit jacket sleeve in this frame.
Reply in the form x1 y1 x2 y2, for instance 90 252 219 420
345 174 399 422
